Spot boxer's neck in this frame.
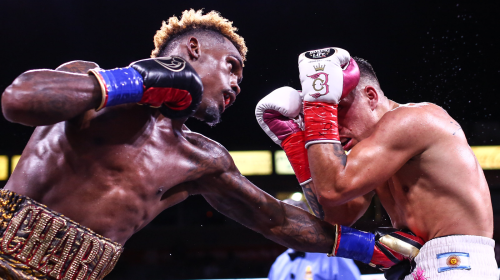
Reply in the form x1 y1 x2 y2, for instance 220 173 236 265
375 97 399 121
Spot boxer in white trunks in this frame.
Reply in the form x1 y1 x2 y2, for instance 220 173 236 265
256 47 497 280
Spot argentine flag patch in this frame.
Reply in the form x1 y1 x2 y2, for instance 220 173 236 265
437 252 471 273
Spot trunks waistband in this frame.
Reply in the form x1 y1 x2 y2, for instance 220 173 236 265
425 234 495 248
0 189 123 280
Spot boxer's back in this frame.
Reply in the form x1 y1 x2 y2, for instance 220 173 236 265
4 105 223 244
375 103 493 241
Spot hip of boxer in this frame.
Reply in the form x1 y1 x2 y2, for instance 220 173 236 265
404 235 498 280
0 190 123 280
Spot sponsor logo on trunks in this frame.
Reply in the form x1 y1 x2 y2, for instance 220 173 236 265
0 204 122 280
304 47 336 59
437 252 471 273
155 56 186 72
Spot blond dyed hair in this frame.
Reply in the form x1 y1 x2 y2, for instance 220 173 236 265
151 9 247 64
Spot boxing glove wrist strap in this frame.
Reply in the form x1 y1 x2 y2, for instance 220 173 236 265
328 225 375 264
89 67 144 111
303 101 340 148
281 131 312 185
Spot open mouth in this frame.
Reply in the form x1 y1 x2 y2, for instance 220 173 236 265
223 92 231 106
222 91 235 110
340 137 353 150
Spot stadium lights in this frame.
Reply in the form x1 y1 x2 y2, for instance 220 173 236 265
291 192 303 201
0 146 499 180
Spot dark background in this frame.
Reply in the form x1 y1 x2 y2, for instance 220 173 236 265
1 0 499 279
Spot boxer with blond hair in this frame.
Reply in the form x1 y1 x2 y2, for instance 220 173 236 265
1 10 415 279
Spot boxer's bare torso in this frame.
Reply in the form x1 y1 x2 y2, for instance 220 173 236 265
6 105 219 244
308 99 493 242
373 103 492 241
2 61 336 251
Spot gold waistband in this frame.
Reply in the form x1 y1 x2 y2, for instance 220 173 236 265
0 190 123 280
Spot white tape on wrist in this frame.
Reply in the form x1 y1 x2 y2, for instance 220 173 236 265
305 140 341 149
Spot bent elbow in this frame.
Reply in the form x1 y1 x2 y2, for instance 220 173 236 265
317 194 337 208
2 73 40 124
1 84 22 123
316 188 345 208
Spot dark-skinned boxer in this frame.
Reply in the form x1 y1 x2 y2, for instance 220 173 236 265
1 10 420 280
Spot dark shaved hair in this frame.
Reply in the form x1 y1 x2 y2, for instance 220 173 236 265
158 29 227 58
354 57 381 88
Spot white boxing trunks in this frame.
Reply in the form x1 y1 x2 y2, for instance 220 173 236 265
404 235 498 280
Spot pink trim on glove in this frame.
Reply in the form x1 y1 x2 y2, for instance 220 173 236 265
263 111 301 142
341 58 360 99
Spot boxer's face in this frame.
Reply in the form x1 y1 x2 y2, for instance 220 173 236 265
191 37 243 126
338 86 379 151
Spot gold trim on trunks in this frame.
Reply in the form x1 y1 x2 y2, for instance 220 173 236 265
0 190 123 280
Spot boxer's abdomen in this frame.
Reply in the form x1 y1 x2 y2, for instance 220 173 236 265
376 118 493 241
4 117 210 244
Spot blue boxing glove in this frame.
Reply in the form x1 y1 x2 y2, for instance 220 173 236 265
328 226 424 270
89 56 203 119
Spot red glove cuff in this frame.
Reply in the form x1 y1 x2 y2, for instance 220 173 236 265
139 87 192 110
281 131 311 184
303 101 340 147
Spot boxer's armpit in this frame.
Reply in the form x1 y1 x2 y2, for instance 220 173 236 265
333 143 347 166
301 181 325 220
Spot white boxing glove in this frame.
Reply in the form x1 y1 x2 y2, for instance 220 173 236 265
298 47 360 148
255 87 312 185
299 47 358 104
255 86 302 146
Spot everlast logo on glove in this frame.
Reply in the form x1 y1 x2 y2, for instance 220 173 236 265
154 56 186 72
304 48 336 59
89 56 203 119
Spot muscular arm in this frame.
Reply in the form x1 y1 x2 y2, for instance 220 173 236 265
2 60 102 126
180 134 336 253
199 170 336 253
302 180 374 226
309 108 428 207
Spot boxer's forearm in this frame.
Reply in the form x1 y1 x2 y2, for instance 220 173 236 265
202 173 335 253
2 70 101 126
323 192 374 226
270 199 337 253
303 180 373 226
300 181 325 220
307 143 353 206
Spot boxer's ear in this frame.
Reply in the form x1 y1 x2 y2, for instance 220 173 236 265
364 86 379 111
185 37 200 60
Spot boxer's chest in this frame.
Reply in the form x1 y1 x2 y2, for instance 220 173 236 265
376 159 423 226
18 122 193 196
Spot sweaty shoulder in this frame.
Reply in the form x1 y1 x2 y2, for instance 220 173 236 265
56 60 99 73
374 102 457 152
184 131 237 175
